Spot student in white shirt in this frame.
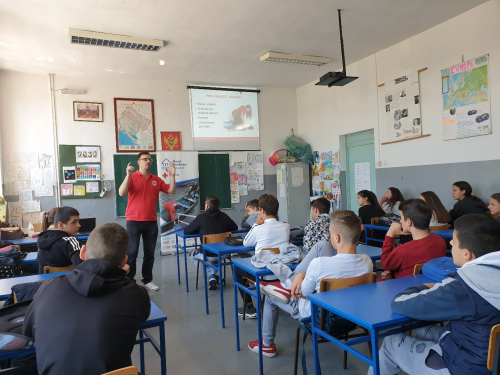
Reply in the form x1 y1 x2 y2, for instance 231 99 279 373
248 210 373 357
237 194 290 319
420 191 451 227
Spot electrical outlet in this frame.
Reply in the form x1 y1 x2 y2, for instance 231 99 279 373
383 160 388 166
376 161 382 167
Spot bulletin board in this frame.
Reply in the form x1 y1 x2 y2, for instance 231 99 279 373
59 145 102 199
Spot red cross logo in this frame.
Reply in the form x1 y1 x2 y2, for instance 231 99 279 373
162 173 168 179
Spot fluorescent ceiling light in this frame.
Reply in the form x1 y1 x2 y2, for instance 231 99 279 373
260 52 329 66
69 29 163 51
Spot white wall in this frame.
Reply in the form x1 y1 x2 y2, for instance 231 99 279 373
0 72 298 183
297 0 500 169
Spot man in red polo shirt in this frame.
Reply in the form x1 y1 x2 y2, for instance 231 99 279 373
118 152 176 291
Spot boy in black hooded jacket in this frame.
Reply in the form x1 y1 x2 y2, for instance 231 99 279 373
36 206 83 273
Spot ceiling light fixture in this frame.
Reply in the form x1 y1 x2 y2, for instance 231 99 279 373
260 52 329 67
69 29 163 51
316 9 358 87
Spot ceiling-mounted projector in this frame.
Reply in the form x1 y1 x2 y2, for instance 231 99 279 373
316 9 358 87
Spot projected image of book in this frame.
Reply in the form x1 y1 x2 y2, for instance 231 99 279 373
189 87 260 150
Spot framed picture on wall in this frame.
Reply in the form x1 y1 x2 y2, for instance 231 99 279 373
73 102 103 122
114 98 156 153
161 131 182 150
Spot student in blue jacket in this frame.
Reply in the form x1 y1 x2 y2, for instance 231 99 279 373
369 214 500 375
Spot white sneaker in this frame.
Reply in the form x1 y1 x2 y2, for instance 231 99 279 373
144 282 159 291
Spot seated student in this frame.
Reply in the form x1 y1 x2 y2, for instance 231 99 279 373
303 197 331 252
449 181 487 222
237 194 289 319
489 193 500 223
379 187 405 216
41 207 60 231
380 199 446 280
37 206 83 274
420 191 451 227
24 223 150 375
186 195 238 290
241 199 259 229
370 215 500 375
248 210 373 357
357 190 386 243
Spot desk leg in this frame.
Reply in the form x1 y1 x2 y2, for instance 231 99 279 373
310 301 321 375
371 330 380 375
139 329 145 374
256 278 263 375
219 253 225 329
203 246 209 315
234 267 240 351
184 238 189 293
160 322 167 375
365 227 369 245
176 235 181 285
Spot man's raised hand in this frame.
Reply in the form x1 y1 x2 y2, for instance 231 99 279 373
126 162 135 176
168 161 176 176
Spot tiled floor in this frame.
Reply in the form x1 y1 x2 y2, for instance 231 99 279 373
132 250 372 375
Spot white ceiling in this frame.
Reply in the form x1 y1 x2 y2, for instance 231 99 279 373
0 0 488 88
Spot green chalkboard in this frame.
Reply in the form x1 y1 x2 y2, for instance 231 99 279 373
113 154 159 217
198 154 230 209
59 145 101 199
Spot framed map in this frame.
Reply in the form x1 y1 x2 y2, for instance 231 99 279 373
114 98 156 152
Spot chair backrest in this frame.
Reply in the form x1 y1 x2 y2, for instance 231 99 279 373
102 366 138 375
371 217 379 225
262 248 280 254
413 263 425 275
488 324 500 371
487 213 500 220
429 224 451 231
43 265 74 274
203 232 232 244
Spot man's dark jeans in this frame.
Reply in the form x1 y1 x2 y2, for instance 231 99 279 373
126 220 158 284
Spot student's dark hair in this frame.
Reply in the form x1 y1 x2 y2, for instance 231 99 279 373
245 105 252 119
136 152 151 161
246 199 259 210
454 214 500 258
399 199 432 230
311 197 330 215
492 193 500 204
86 223 129 265
259 194 279 217
205 195 220 209
330 210 362 245
357 190 382 209
453 181 487 208
54 206 80 226
386 187 405 210
420 191 451 224
42 207 60 231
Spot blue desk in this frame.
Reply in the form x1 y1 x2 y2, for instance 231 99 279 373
232 257 298 375
308 274 434 375
20 252 37 265
9 233 90 246
353 244 382 261
364 224 389 245
175 228 250 293
0 273 167 375
201 242 255 329
431 229 454 239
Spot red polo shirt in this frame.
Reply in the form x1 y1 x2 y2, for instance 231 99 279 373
125 171 170 221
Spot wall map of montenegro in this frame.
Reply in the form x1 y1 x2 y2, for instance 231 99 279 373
441 55 491 141
115 99 156 152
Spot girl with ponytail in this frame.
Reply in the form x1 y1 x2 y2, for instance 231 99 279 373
449 181 487 222
357 190 386 243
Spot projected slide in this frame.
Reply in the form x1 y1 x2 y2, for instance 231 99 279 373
189 88 260 150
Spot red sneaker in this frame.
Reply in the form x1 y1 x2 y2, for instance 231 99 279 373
248 339 277 357
260 281 291 304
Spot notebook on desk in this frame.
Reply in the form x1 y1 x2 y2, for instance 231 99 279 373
78 218 96 235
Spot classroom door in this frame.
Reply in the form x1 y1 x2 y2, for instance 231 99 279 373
345 130 377 211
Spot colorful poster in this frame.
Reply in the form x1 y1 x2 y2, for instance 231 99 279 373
63 166 76 183
161 132 182 150
384 73 421 142
441 54 491 140
312 150 341 208
74 185 85 196
39 153 54 169
246 152 264 191
86 182 99 193
76 146 101 163
115 99 155 152
61 184 73 196
76 164 101 181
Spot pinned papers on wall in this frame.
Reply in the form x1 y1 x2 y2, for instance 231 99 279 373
4 181 19 196
19 190 33 202
86 182 99 193
354 162 371 193
312 150 341 208
35 185 53 197
291 167 304 187
74 185 85 196
30 169 43 187
39 153 54 169
8 202 22 227
61 184 73 196
22 200 41 213
26 153 39 169
43 169 55 186
231 190 240 203
247 152 264 191
76 164 101 181
75 146 101 163
63 166 76 183
279 184 286 198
